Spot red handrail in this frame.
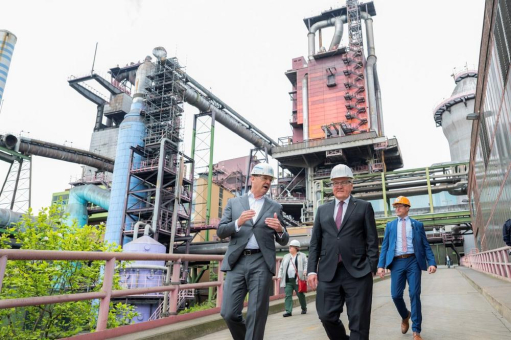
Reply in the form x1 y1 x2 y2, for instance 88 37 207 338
461 246 511 282
0 249 283 335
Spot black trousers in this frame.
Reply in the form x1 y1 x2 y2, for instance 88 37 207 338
316 262 373 340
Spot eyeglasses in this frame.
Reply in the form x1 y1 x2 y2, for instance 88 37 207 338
393 204 409 209
332 180 352 187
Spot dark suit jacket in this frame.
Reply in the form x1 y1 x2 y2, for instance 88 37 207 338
377 217 437 271
217 194 289 275
307 196 378 281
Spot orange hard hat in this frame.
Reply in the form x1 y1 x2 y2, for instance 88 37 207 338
392 196 411 207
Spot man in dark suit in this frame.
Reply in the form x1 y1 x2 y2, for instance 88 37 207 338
308 164 378 340
217 163 289 340
377 196 437 340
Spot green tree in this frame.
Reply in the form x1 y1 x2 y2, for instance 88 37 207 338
0 204 138 339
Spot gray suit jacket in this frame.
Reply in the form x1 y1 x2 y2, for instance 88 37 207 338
217 194 289 275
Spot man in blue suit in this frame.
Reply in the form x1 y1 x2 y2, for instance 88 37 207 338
377 196 437 340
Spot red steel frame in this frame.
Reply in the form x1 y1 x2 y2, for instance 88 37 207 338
0 249 284 339
461 246 511 282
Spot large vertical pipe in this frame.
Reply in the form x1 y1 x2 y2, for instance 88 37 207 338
360 12 379 136
302 74 309 141
374 66 384 136
105 56 154 245
0 30 17 104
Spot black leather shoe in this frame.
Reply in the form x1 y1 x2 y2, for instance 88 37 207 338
283 312 292 317
301 309 307 314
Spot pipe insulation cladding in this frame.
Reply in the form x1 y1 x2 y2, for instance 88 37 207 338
179 84 275 152
0 30 17 104
105 56 155 246
65 185 110 227
0 134 114 172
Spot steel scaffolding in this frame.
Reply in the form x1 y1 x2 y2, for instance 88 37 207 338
121 58 193 258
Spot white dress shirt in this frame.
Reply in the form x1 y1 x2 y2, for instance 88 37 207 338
334 196 351 222
309 196 351 277
235 192 265 249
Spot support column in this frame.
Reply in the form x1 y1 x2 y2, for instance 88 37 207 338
426 167 434 213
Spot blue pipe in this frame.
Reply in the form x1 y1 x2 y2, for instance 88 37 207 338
105 56 154 246
65 184 110 227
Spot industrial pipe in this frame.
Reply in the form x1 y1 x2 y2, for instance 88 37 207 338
123 264 168 271
132 221 152 240
65 184 110 227
329 16 347 51
180 85 274 152
105 56 154 246
175 237 312 255
182 73 278 147
360 12 379 136
374 66 384 136
0 134 114 172
302 74 309 141
0 208 24 228
353 182 466 200
308 17 344 58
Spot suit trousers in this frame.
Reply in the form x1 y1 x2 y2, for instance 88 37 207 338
221 252 273 340
390 256 422 333
316 262 373 340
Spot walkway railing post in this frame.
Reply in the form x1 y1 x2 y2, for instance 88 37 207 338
274 259 281 296
96 257 116 332
216 260 224 308
169 261 181 315
503 249 511 278
0 255 7 294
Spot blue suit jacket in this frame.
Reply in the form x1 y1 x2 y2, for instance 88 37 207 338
377 217 437 271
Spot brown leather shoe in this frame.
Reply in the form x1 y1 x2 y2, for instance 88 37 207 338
413 332 423 340
401 311 411 334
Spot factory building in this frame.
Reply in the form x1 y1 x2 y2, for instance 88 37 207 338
469 0 511 251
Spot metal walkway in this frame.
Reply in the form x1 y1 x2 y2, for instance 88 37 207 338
192 267 511 340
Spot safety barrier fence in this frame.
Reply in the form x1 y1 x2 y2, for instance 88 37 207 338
461 246 511 282
0 249 284 338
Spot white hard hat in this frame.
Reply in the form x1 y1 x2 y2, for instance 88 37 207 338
289 240 300 247
250 163 275 179
330 164 354 179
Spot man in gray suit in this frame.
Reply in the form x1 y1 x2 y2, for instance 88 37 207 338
218 163 289 340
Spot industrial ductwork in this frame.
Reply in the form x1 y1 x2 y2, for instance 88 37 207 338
359 11 380 136
0 208 24 228
307 16 347 58
0 134 114 172
180 85 275 152
65 184 110 227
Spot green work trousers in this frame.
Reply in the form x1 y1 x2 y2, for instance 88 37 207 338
285 279 307 314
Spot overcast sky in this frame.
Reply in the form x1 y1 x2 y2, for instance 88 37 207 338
0 0 485 213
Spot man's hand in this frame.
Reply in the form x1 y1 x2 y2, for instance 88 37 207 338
428 266 437 274
377 267 385 279
238 209 256 226
307 273 318 290
265 213 283 233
